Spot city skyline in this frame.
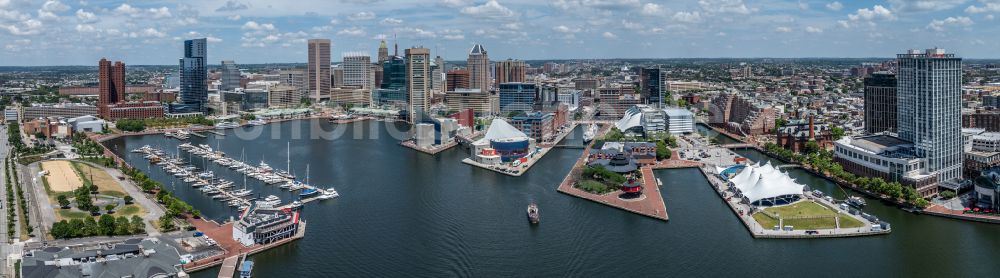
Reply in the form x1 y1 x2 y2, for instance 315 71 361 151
2 0 1000 66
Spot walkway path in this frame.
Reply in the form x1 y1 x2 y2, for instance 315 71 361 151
90 161 165 236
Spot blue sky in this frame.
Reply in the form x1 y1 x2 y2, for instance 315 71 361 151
0 0 998 66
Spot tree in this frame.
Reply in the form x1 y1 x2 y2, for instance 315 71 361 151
83 217 100 235
115 216 131 235
831 127 846 140
57 195 70 209
803 140 821 154
99 214 116 236
105 204 116 213
123 195 133 204
89 206 100 216
158 214 176 231
131 215 146 234
655 141 669 160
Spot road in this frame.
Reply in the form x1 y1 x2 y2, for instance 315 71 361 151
0 124 13 277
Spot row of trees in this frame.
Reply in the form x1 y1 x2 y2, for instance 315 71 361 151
115 116 217 132
121 165 199 231
8 155 33 237
49 215 145 239
71 132 104 156
6 157 18 239
763 143 929 208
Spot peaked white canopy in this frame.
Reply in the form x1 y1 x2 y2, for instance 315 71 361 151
727 162 804 204
475 119 529 144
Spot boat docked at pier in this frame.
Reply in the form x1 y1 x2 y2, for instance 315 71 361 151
583 124 597 143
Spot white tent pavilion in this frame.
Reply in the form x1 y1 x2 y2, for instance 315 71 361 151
725 162 805 206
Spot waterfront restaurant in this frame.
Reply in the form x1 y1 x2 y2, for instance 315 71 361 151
587 151 639 173
233 204 303 247
723 162 805 207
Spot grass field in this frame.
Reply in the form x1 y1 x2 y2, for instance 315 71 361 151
44 161 148 222
752 200 864 230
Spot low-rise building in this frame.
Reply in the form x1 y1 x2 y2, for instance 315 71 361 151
233 204 303 247
833 135 939 197
23 103 98 120
776 117 834 152
445 89 498 116
510 112 554 143
20 238 182 278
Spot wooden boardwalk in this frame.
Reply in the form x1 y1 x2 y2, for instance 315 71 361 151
217 255 239 278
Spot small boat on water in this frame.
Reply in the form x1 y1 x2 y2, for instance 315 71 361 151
299 188 320 198
318 187 339 200
240 260 254 278
289 200 303 210
847 196 866 208
583 124 597 143
527 203 540 224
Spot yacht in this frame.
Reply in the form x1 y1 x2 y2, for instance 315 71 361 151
299 188 320 198
215 121 241 129
198 171 215 179
288 200 303 210
248 119 267 126
318 187 339 200
258 195 281 207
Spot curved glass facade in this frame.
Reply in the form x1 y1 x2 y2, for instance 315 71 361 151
491 139 530 162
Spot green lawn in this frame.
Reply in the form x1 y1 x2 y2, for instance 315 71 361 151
575 179 613 194
752 200 864 230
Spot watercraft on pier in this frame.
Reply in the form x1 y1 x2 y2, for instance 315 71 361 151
847 196 866 208
299 188 320 198
318 188 339 200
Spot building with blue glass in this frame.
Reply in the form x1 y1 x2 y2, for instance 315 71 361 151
498 82 536 114
178 38 207 113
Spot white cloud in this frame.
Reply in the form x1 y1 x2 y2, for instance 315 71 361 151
927 16 974 31
621 20 643 30
966 2 1000 13
553 25 580 33
698 0 755 14
42 0 69 13
207 36 223 43
889 0 967 12
440 0 470 7
845 5 895 26
826 1 843 11
216 1 249 12
139 28 166 38
461 0 515 18
228 15 241 21
148 7 171 19
114 4 141 17
640 3 665 16
775 26 792 32
348 11 375 21
242 21 275 31
805 26 823 33
672 11 702 23
75 24 96 32
602 31 617 39
798 1 809 10
380 17 402 25
441 29 464 40
76 9 97 23
337 26 366 36
394 27 436 39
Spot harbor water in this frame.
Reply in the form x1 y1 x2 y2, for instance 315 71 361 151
103 120 1000 277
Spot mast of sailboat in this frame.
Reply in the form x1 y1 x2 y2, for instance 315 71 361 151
286 142 291 174
306 164 310 185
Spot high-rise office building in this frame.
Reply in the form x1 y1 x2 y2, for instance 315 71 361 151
446 70 470 91
342 52 372 89
863 72 897 134
897 48 963 183
431 56 444 91
179 38 208 112
220 60 240 91
377 40 389 65
406 47 430 123
495 59 526 88
278 70 307 98
640 67 667 107
467 44 490 91
498 82 536 114
308 39 332 101
373 55 407 107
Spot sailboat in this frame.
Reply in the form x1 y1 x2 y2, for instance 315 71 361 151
276 142 296 179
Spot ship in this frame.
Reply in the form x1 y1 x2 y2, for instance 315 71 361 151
299 188 320 198
527 203 540 224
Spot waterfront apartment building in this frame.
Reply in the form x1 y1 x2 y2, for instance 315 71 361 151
510 112 554 143
98 58 125 118
446 89 498 116
897 48 964 184
406 47 431 122
498 82 537 114
834 135 939 197
268 85 304 109
221 60 240 91
707 92 776 136
179 38 208 112
308 39 332 101
640 67 667 107
343 52 372 89
495 59 526 88
596 86 642 120
864 72 897 134
332 86 370 108
23 103 98 121
467 44 490 91
446 69 471 91
105 101 165 120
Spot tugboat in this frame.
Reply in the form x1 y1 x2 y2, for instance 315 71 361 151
527 203 540 224
847 196 867 208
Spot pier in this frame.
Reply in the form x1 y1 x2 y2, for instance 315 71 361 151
400 140 458 155
182 217 307 273
217 255 239 278
206 130 225 136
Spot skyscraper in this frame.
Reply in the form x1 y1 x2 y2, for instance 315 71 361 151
220 60 240 92
373 55 407 107
377 40 389 65
342 52 372 89
498 82 536 114
406 47 430 123
467 44 489 91
98 58 125 118
308 39 331 101
495 59 526 88
640 67 667 107
896 48 963 183
179 38 208 112
863 72 897 134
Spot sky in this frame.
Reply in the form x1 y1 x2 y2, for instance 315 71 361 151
1 0 999 66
